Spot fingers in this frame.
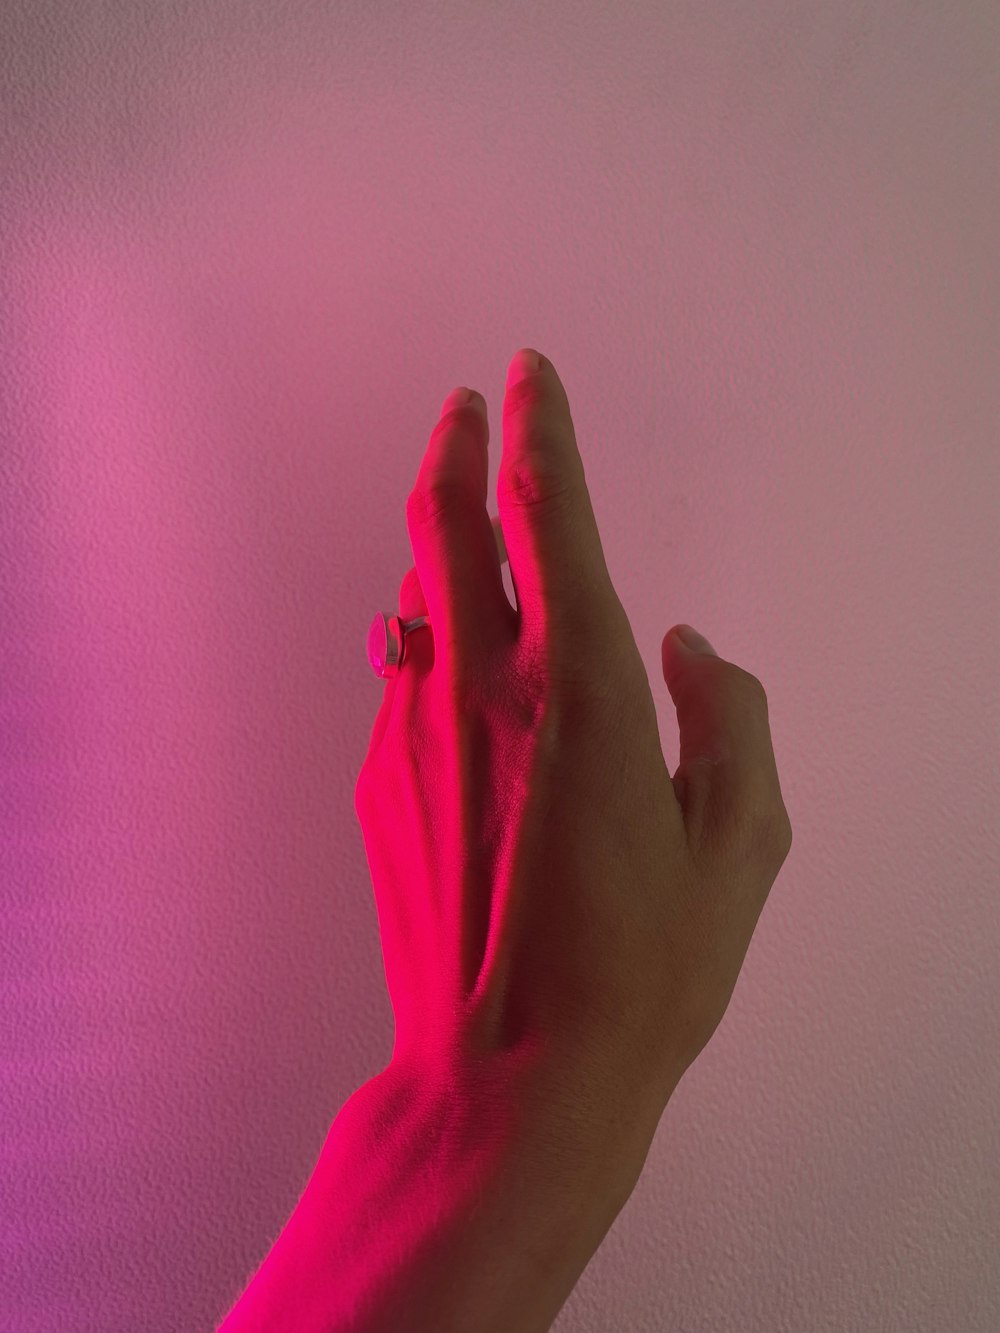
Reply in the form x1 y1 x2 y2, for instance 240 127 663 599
498 349 622 649
363 568 429 762
661 626 793 865
405 389 516 674
364 522 510 769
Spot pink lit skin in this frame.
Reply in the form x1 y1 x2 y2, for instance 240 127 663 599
217 349 792 1331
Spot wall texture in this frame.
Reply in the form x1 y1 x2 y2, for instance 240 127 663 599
2 3 997 1330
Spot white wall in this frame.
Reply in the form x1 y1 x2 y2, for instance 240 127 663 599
1 2 997 1329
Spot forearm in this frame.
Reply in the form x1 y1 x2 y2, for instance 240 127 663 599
217 1062 650 1333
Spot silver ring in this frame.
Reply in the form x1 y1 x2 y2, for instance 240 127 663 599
367 613 431 678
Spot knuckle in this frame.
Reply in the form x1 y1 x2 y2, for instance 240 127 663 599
398 566 422 605
728 759 780 831
735 762 772 819
509 592 635 713
760 801 791 851
498 455 575 512
746 795 793 865
356 750 398 818
565 632 642 708
353 765 370 817
775 806 794 857
406 476 470 529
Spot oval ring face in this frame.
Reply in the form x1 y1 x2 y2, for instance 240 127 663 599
367 613 394 678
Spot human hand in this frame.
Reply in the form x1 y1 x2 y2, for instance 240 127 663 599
354 348 792 1174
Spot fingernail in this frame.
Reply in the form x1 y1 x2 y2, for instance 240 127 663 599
507 348 541 388
675 624 717 655
441 386 473 413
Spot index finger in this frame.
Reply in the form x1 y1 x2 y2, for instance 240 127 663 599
498 349 621 644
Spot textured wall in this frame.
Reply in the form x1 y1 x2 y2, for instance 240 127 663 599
2 3 998 1330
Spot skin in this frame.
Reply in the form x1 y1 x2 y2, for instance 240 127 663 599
218 349 795 1332
354 347 794 1172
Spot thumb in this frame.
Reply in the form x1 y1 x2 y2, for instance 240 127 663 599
661 624 789 859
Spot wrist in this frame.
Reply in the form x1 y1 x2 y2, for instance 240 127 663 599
219 1058 651 1333
323 1061 644 1333
380 1041 659 1210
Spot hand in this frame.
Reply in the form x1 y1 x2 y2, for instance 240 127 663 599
354 349 792 1174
